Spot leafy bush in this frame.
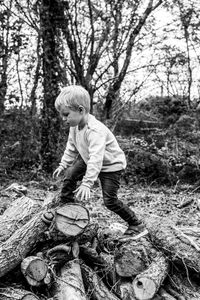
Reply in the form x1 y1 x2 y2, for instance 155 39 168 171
138 96 188 126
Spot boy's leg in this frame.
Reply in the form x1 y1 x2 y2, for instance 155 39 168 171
99 171 141 226
60 156 86 203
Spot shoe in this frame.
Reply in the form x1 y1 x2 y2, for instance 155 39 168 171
124 223 145 236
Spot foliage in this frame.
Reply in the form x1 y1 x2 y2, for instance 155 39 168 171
118 126 200 185
1 0 200 180
0 110 40 170
137 95 188 126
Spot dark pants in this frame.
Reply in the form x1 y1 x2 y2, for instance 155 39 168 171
60 157 140 226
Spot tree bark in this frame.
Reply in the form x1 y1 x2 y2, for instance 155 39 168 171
169 273 200 300
146 217 200 273
118 281 136 300
132 253 169 300
158 288 176 300
81 263 120 300
0 287 39 300
40 0 61 173
0 196 41 242
114 238 156 277
53 259 87 300
0 210 53 278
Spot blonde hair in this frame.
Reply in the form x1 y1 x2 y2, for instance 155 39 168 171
55 85 90 113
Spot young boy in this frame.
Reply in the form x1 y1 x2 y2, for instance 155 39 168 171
53 85 144 235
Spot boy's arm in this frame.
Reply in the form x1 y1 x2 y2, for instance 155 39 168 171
81 130 106 188
59 130 78 169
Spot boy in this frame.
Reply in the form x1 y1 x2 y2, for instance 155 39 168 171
53 85 144 235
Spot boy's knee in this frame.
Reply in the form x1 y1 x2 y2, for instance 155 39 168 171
103 195 117 209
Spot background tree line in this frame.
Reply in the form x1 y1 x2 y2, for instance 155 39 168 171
0 0 200 179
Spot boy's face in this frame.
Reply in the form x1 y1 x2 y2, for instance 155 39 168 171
59 106 83 127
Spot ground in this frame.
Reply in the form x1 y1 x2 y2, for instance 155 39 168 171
89 181 200 229
1 178 200 230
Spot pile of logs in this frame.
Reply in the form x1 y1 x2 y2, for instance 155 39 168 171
1 183 200 299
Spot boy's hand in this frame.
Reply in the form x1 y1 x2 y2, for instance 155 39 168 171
74 185 91 201
53 166 64 179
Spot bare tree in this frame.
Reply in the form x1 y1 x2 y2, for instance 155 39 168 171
0 0 13 114
39 0 62 173
54 0 163 119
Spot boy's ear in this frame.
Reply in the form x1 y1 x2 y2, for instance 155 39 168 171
78 105 85 113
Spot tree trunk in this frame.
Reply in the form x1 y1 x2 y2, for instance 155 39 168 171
40 0 61 173
0 287 39 300
53 259 87 300
0 196 41 242
132 253 169 300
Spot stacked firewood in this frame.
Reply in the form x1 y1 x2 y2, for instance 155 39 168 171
1 184 200 300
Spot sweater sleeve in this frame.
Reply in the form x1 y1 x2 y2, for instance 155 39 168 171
59 129 78 169
81 129 106 188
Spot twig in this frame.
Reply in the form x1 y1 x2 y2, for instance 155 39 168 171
118 229 148 242
173 226 200 251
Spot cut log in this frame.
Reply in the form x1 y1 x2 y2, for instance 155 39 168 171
164 285 186 300
80 245 106 268
48 222 99 245
158 288 176 300
80 246 116 289
81 263 120 300
77 223 99 244
0 287 39 300
0 203 90 279
0 210 53 278
55 203 89 237
21 256 48 286
0 196 41 242
118 281 136 300
114 238 158 277
132 253 169 300
99 252 116 288
53 258 87 300
0 189 62 244
146 216 200 273
46 243 73 270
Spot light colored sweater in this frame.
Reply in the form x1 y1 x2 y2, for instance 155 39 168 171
59 114 126 188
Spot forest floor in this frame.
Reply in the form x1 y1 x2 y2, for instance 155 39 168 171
1 176 200 230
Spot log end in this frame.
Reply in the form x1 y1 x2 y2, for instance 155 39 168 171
133 277 157 300
55 204 89 237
